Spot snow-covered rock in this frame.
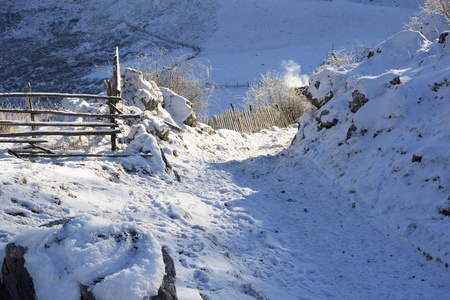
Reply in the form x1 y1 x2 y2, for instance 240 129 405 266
292 19 450 263
415 14 450 41
4 215 165 300
121 68 164 112
124 134 167 173
160 87 198 128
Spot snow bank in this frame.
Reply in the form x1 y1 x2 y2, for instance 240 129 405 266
160 87 197 128
11 215 164 300
117 67 200 177
291 18 450 263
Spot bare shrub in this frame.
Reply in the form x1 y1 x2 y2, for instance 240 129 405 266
405 0 450 30
133 46 215 118
421 0 450 20
0 98 57 134
324 43 371 68
243 71 311 118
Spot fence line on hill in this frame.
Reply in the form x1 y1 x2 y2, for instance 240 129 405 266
202 103 307 133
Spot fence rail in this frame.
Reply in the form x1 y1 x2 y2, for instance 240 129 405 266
0 47 144 156
202 103 306 133
0 93 128 151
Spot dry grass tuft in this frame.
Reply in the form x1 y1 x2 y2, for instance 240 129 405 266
133 46 216 118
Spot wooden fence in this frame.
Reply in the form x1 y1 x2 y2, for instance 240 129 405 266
202 103 305 133
0 48 147 158
0 92 141 157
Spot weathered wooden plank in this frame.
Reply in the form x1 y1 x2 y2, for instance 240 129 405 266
7 149 22 158
27 83 36 136
243 108 252 133
0 93 123 102
12 153 153 158
107 102 124 115
0 129 121 138
113 47 122 98
225 110 233 131
162 120 182 132
0 138 48 143
0 121 118 127
23 144 56 154
0 109 140 119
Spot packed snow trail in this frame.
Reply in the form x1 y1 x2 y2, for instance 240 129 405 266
121 126 449 299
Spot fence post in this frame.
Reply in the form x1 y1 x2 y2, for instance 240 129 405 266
27 83 36 138
109 47 121 151
112 46 121 98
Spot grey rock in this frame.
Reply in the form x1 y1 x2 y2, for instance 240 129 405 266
316 110 338 131
149 248 177 300
349 90 369 113
306 90 333 109
438 31 449 43
0 244 36 300
346 124 357 141
183 114 198 128
390 76 401 85
412 154 422 163
80 284 95 300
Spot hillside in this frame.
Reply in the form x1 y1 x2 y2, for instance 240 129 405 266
292 13 450 264
1 0 421 116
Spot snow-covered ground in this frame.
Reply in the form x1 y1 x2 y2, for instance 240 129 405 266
1 122 449 299
1 1 449 299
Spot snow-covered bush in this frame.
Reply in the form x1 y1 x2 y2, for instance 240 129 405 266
323 43 371 68
406 0 450 31
133 47 215 118
243 71 310 116
421 0 450 20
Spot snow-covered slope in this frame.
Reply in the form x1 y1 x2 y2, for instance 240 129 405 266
195 0 422 113
1 0 421 116
291 14 450 265
0 0 218 92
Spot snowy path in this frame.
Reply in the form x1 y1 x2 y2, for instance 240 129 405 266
221 155 449 299
160 127 450 299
